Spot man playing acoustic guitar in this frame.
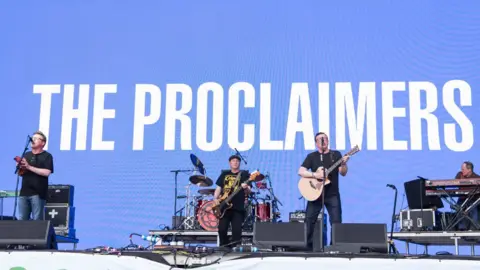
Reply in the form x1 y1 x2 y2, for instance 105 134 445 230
298 132 350 249
214 155 252 248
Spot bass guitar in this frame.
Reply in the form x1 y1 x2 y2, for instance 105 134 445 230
298 146 360 201
212 170 262 219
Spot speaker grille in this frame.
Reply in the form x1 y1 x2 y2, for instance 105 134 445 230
253 222 307 247
333 223 387 244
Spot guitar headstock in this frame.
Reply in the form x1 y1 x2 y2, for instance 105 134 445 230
345 145 360 157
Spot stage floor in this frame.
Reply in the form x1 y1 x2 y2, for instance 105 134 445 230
149 229 480 255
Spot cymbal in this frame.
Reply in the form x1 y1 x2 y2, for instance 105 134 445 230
189 175 213 187
252 173 265 182
190 154 205 175
198 188 215 195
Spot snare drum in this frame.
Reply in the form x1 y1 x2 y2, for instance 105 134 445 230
255 201 272 222
255 181 267 189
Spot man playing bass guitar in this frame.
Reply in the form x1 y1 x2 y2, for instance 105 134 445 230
214 155 252 248
298 132 350 249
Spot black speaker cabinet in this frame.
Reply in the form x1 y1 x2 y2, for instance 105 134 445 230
327 223 388 254
253 222 327 250
0 220 58 250
253 222 307 248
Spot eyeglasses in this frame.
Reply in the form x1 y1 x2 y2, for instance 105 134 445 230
32 137 44 142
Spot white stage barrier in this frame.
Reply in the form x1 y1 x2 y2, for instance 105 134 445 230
0 251 169 270
187 257 480 270
1 251 480 270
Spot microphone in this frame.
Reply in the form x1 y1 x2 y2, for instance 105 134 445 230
321 137 324 146
386 184 396 190
234 148 247 165
28 135 33 143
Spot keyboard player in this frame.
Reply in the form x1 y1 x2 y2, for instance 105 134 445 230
456 161 480 230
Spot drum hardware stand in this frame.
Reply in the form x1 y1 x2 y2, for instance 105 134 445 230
242 196 256 230
179 183 196 230
386 184 399 254
265 172 282 222
170 169 194 229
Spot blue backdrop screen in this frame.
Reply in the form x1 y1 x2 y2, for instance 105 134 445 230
1 1 479 254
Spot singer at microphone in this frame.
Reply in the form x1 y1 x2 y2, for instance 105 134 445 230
297 132 351 250
15 131 54 221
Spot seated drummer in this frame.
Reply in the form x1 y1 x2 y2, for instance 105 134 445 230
456 161 480 230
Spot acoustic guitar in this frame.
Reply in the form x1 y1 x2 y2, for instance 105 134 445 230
212 170 262 219
298 146 360 201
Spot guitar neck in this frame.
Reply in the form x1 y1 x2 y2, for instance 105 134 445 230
326 157 344 175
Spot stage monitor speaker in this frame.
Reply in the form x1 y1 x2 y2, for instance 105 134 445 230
328 223 388 254
0 220 58 250
253 221 327 250
404 179 443 209
253 222 306 248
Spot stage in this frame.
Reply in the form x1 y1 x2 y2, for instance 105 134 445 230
2 250 480 270
149 229 480 256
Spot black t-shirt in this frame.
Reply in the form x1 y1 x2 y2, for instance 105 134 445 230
216 170 251 211
20 151 54 200
301 150 342 197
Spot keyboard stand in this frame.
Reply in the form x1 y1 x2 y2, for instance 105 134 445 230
445 186 480 230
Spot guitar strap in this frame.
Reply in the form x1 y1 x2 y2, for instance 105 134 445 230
232 171 242 189
225 170 242 195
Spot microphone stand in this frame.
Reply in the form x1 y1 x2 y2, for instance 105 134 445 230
319 141 328 252
12 136 32 219
387 184 399 254
234 148 247 165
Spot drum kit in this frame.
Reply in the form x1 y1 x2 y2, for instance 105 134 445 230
172 154 283 232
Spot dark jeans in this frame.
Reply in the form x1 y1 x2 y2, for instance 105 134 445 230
218 209 245 248
18 195 45 220
306 194 342 248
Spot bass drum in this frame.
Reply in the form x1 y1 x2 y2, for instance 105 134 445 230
197 200 256 231
197 201 219 231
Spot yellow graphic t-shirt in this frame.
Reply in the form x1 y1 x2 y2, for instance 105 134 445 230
216 170 250 211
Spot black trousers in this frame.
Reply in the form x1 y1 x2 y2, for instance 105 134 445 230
218 209 245 247
305 194 342 248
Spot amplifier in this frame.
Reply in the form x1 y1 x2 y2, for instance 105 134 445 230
44 206 75 229
289 211 327 225
47 185 74 206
